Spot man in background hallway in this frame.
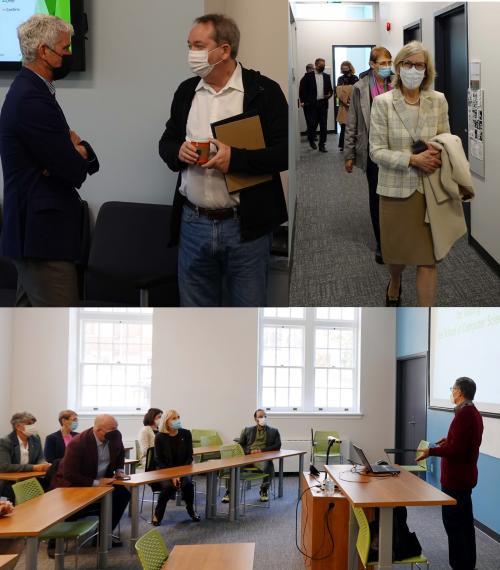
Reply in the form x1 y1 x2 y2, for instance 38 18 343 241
299 63 315 141
417 377 483 570
299 58 333 152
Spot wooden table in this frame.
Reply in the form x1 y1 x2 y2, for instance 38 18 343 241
0 555 19 569
0 487 113 570
0 472 45 482
163 543 255 570
325 464 456 570
192 445 221 456
114 449 306 553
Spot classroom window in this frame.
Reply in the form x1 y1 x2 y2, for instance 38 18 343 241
75 308 153 413
258 308 360 413
293 2 375 22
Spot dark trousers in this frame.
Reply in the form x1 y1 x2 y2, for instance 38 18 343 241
13 260 79 307
67 485 130 531
442 487 476 570
338 124 346 149
307 100 328 146
366 155 381 249
303 106 314 134
154 476 194 522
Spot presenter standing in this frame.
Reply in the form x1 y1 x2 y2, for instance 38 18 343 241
417 377 483 570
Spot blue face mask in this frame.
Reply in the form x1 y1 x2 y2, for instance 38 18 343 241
171 420 182 430
71 421 78 431
377 66 392 79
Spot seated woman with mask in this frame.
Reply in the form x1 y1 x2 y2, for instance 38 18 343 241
152 409 200 526
44 409 79 463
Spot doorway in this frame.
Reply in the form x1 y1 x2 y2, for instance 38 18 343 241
403 19 422 44
332 44 374 134
395 354 428 466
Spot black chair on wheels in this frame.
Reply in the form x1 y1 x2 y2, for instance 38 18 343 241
84 201 179 307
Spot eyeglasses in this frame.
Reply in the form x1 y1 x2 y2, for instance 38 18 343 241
401 60 426 71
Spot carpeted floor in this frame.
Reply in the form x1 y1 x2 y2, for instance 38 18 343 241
13 477 500 569
290 137 500 306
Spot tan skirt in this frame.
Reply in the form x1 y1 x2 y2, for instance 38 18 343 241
380 191 436 266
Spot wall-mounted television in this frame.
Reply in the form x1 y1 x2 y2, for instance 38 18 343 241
0 0 87 72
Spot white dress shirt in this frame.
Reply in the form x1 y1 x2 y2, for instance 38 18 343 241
315 71 324 100
180 62 245 209
17 437 29 465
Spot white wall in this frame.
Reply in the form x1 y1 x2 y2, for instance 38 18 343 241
0 0 204 221
7 307 396 464
0 309 13 429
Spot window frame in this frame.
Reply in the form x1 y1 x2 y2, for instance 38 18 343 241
258 308 361 414
74 308 153 414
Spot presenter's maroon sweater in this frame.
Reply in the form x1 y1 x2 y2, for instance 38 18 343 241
429 403 483 491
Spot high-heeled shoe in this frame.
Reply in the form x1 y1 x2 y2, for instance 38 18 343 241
385 279 402 307
151 515 161 526
187 507 201 522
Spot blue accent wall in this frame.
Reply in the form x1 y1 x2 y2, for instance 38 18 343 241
396 308 500 536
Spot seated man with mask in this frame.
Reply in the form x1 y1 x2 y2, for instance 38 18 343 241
223 409 281 503
52 414 130 545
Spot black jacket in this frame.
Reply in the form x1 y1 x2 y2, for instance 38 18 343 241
154 429 193 469
239 425 281 455
44 430 78 463
299 71 333 106
0 67 99 261
158 65 288 243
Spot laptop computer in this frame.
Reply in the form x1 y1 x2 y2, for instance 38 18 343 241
352 445 400 475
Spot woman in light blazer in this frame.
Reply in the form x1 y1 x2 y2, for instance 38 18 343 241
369 41 450 306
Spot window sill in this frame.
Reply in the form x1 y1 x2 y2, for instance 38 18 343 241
266 412 364 419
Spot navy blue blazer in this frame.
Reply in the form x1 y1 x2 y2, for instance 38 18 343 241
0 67 99 261
44 429 78 463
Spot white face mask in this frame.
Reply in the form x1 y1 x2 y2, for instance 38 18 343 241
399 66 425 90
257 417 267 427
23 424 38 437
188 47 223 78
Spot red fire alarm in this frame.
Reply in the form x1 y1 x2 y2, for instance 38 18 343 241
386 22 391 31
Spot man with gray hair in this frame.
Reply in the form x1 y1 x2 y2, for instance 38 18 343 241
159 14 288 307
0 14 99 307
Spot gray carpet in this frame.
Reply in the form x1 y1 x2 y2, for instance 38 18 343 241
13 477 500 569
290 137 500 306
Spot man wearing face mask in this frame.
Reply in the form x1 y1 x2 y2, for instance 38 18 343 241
228 409 281 503
299 64 316 142
0 412 51 502
416 378 483 570
44 409 79 463
298 58 333 152
52 414 130 543
345 47 393 264
159 14 288 307
0 14 99 307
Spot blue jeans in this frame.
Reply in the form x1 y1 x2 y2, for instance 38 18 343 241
178 205 272 307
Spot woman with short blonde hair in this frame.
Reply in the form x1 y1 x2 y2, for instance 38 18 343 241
369 41 452 306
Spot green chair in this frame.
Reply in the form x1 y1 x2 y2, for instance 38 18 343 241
199 435 222 461
352 506 430 568
219 443 273 514
12 478 99 570
384 441 429 478
191 429 222 449
311 429 343 467
135 528 169 570
140 446 162 520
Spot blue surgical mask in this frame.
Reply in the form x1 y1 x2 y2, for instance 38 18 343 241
377 66 392 79
171 420 182 430
71 421 78 431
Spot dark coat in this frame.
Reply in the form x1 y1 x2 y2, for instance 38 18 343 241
239 425 281 455
44 429 78 463
52 428 125 488
299 71 333 106
0 67 99 261
0 431 45 471
158 65 288 244
154 429 193 469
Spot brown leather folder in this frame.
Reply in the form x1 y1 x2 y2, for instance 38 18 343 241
211 113 273 193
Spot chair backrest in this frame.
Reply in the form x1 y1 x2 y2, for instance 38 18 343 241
415 440 430 470
135 529 169 570
199 435 222 462
12 477 44 505
313 430 341 454
220 443 244 459
352 507 371 568
145 447 156 472
191 429 220 448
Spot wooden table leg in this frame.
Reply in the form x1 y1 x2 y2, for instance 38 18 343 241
378 507 394 569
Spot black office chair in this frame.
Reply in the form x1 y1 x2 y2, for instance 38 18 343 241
84 201 179 306
0 205 18 307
